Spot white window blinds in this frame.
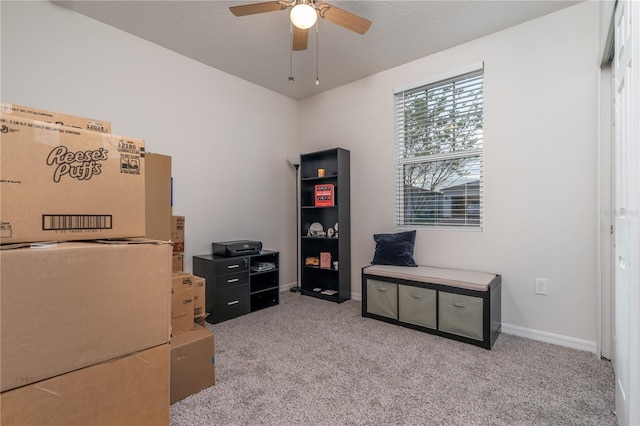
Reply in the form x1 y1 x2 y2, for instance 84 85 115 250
395 67 484 229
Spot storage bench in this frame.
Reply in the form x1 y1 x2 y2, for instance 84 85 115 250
362 264 501 349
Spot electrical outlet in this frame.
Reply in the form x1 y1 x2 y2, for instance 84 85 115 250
535 278 548 295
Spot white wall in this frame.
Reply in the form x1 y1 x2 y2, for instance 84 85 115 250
298 2 601 348
1 1 300 282
2 1 602 348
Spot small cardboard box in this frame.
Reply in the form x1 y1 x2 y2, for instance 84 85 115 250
172 272 194 336
170 325 215 404
171 215 185 252
0 101 112 133
0 239 172 392
1 344 170 426
193 275 206 319
145 153 172 241
173 252 184 272
0 114 145 244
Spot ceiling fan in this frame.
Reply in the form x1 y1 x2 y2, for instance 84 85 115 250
229 0 372 51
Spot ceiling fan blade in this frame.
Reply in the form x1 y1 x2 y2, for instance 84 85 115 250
292 26 309 51
229 1 288 17
316 3 371 35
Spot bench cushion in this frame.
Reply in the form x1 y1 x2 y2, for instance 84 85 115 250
363 264 496 292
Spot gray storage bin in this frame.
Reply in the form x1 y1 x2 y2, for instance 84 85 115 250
366 279 397 319
398 285 436 329
439 292 483 340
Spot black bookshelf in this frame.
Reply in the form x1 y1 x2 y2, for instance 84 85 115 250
299 148 350 303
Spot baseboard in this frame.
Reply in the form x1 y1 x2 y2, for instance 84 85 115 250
501 323 597 354
281 283 298 292
281 283 294 291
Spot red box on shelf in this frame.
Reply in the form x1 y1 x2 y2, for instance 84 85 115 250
314 184 334 207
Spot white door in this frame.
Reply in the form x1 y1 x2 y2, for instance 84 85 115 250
612 1 640 424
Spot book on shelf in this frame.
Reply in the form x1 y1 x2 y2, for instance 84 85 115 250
320 252 331 269
320 289 338 296
314 184 334 207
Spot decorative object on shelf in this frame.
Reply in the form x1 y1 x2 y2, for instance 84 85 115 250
320 252 331 269
334 222 338 238
305 256 320 266
287 154 301 293
314 184 334 207
333 261 338 270
308 222 324 237
251 261 275 272
317 168 325 177
326 227 335 238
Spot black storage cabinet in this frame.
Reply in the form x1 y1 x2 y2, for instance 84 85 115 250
193 250 279 324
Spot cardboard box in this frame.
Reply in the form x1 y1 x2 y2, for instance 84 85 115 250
0 101 112 133
1 344 170 426
171 215 185 252
172 272 194 335
0 239 172 392
172 271 195 294
173 252 184 271
146 153 172 241
171 294 194 336
193 275 206 319
170 326 215 404
0 114 145 244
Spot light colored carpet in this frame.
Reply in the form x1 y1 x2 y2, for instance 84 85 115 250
170 291 615 425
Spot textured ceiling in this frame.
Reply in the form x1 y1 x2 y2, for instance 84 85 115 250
53 1 581 100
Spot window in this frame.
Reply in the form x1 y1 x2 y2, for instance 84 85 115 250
394 65 484 229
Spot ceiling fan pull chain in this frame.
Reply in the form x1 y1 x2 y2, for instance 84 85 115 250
289 22 295 81
315 20 319 85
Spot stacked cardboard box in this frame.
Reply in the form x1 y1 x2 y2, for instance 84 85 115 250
0 112 145 244
172 215 186 271
170 325 215 404
170 271 215 402
144 151 215 401
0 242 172 425
169 268 215 402
1 101 111 133
168 215 208 324
171 272 207 334
145 152 173 242
173 251 185 271
193 275 206 323
1 345 169 426
0 104 171 425
172 271 196 335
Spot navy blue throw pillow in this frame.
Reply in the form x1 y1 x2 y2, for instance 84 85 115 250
371 230 417 267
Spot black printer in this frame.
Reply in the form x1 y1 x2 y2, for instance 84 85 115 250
212 240 262 257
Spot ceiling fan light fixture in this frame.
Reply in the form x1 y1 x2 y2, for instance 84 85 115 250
290 3 317 29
